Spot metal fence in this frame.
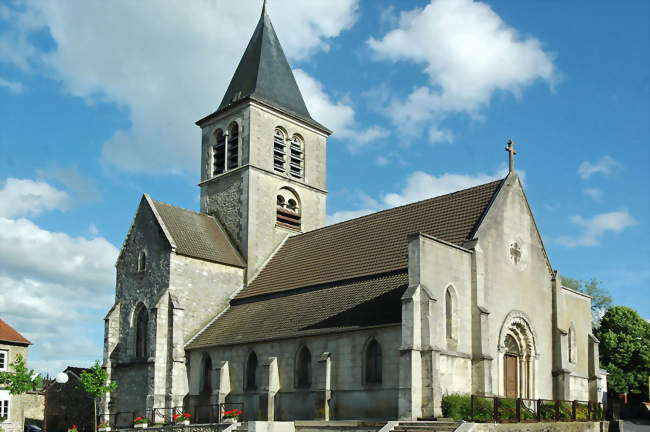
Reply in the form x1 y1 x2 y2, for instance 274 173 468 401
471 395 604 423
191 403 245 424
97 412 136 429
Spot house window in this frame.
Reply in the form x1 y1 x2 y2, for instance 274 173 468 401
135 307 148 360
227 123 239 170
365 339 382 384
245 351 258 391
0 390 9 421
276 188 301 230
200 354 212 394
445 289 453 340
289 135 304 179
0 350 7 371
213 129 226 176
274 129 286 173
296 346 311 388
138 251 147 273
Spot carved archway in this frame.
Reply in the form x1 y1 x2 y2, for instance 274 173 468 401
498 310 538 399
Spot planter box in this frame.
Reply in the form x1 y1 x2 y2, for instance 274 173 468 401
222 418 236 425
134 424 148 429
99 427 111 432
176 421 190 426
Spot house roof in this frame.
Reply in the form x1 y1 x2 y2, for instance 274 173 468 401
149 199 245 268
187 270 407 349
237 178 504 300
0 317 31 345
64 366 91 379
197 4 328 133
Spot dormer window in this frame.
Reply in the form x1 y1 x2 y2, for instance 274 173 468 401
276 187 301 230
274 128 286 173
289 135 304 179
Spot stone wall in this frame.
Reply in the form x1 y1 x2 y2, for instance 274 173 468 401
187 326 401 421
465 420 610 432
45 377 93 432
472 173 556 400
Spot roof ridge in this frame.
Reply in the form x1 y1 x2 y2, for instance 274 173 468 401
295 177 505 239
150 198 205 217
235 268 409 305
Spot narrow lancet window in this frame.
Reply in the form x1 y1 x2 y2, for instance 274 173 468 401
135 307 148 360
296 346 312 388
227 123 239 170
138 251 147 273
289 135 304 179
365 339 382 384
245 351 258 391
213 130 226 176
274 129 286 173
276 188 301 230
445 289 453 339
200 354 212 394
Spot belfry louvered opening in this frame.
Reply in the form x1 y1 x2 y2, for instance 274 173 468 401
213 129 226 176
276 187 301 230
274 128 286 173
227 123 239 170
289 135 304 179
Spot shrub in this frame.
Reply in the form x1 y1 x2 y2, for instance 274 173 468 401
441 394 492 421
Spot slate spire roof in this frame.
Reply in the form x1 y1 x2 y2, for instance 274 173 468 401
213 3 325 130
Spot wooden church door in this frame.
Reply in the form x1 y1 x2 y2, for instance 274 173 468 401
504 354 518 398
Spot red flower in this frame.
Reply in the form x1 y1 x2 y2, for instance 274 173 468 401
184 414 191 418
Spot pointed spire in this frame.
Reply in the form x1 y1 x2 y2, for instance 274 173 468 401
215 0 324 129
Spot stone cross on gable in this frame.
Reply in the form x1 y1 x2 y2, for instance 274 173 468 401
505 139 516 173
510 242 521 265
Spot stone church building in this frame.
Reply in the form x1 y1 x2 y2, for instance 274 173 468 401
102 4 602 422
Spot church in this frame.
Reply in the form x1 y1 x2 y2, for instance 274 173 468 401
102 3 602 422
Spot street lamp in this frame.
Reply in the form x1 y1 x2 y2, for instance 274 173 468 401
43 371 69 432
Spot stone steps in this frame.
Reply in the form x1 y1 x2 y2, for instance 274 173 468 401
394 420 461 432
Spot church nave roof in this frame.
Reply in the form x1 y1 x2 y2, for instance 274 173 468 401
237 178 504 300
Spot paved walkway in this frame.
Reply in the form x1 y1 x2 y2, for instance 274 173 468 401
623 419 650 431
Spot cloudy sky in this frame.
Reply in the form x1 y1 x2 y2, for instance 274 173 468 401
0 0 647 375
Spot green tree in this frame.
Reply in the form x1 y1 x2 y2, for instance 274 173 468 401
595 306 650 397
0 354 40 394
562 277 613 325
78 361 118 432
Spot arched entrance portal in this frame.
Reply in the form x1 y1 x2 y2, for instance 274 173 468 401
498 311 538 399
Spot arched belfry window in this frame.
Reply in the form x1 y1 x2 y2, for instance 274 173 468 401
213 129 226 176
245 351 258 391
200 354 212 394
138 251 147 273
445 289 453 340
365 339 382 384
227 123 239 170
274 128 286 173
276 188 301 230
289 135 304 179
296 346 312 388
135 307 149 360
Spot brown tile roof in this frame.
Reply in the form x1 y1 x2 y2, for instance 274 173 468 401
187 271 407 349
237 179 503 300
151 199 245 268
0 318 31 345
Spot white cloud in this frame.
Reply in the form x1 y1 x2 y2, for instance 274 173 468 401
36 165 101 202
294 69 389 151
578 156 621 179
0 177 118 374
3 0 360 173
584 188 602 201
0 76 24 93
327 167 505 224
0 178 70 218
557 209 637 247
367 0 557 141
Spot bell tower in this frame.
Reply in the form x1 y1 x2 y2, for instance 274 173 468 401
196 3 331 279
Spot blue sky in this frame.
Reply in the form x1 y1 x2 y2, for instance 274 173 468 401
0 0 647 375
